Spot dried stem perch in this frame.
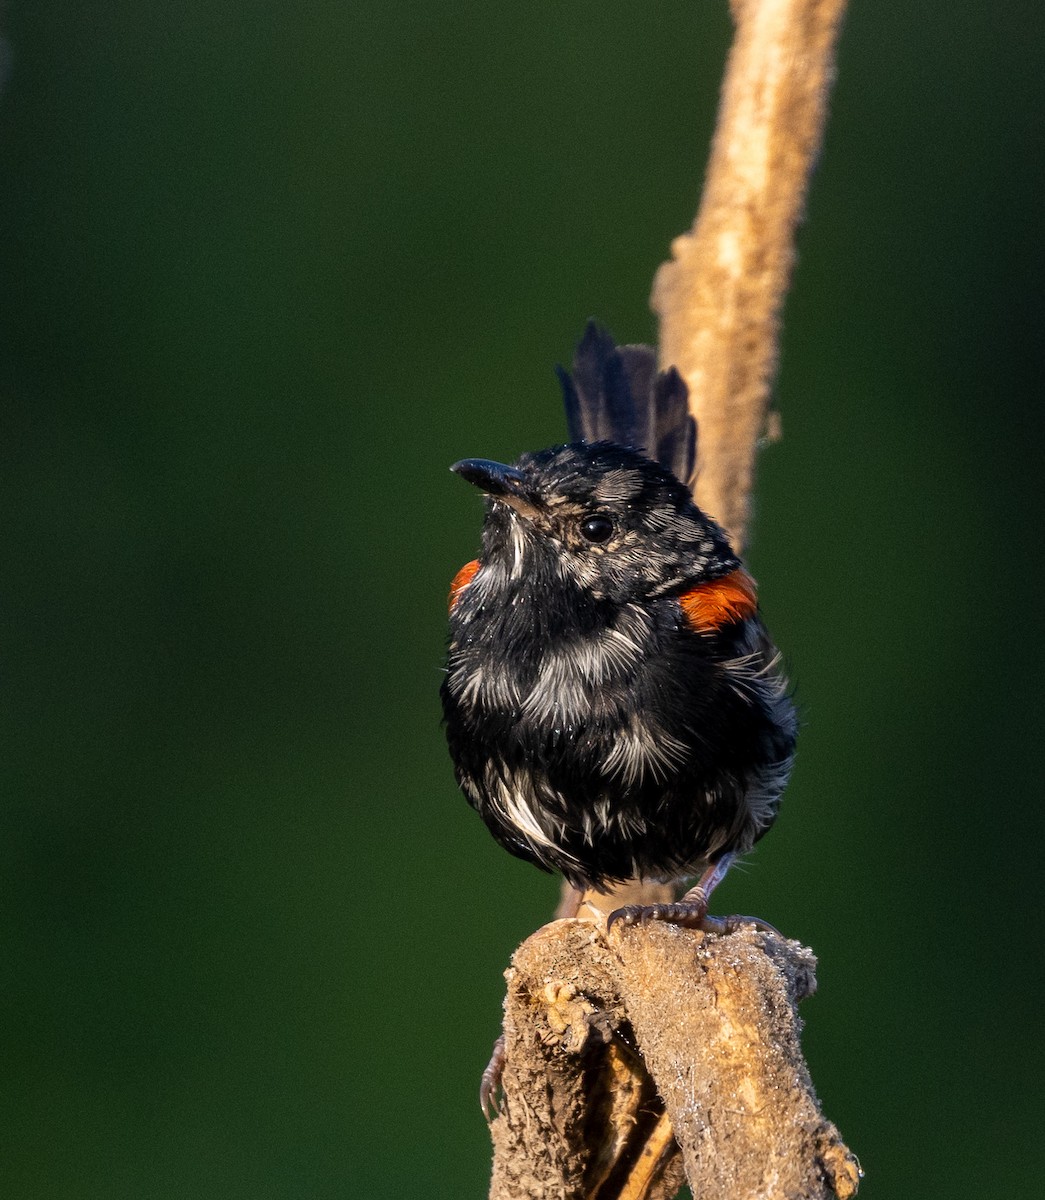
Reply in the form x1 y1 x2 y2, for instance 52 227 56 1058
489 2 854 1197
490 920 859 1200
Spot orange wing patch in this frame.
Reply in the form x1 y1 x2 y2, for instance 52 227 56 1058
678 568 758 633
448 559 480 613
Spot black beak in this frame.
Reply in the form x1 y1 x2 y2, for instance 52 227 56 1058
450 458 527 498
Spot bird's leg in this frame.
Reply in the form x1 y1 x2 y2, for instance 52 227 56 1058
554 882 585 920
606 854 782 936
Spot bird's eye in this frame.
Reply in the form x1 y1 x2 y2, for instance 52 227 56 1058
580 513 614 544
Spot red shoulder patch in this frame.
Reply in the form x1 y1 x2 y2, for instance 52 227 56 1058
678 568 758 633
448 559 480 613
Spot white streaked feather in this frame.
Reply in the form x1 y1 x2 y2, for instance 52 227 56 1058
602 715 689 786
483 766 581 866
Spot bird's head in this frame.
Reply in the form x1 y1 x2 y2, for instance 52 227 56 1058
451 442 738 605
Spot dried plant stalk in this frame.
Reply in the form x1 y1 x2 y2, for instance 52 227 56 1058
653 0 849 550
489 920 860 1200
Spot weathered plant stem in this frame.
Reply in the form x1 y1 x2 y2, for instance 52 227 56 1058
654 0 849 551
490 920 860 1200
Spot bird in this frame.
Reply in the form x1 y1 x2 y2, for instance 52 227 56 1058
441 321 797 933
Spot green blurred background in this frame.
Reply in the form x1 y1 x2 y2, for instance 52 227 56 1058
2 2 1042 1196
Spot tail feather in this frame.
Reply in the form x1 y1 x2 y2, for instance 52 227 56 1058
568 322 639 447
617 344 657 452
651 365 696 487
558 320 696 487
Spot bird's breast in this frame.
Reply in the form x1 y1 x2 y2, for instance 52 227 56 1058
449 597 660 719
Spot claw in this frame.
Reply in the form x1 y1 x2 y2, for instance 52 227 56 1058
479 1033 506 1122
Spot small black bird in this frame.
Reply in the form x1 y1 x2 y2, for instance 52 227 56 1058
442 323 796 930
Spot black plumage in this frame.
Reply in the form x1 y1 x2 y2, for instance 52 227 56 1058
442 325 795 926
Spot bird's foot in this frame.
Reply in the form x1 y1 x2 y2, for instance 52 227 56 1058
695 912 783 937
606 881 711 932
479 1033 506 1122
606 871 781 938
606 898 706 931
606 901 781 937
